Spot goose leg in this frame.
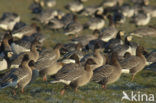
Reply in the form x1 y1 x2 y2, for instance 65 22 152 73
102 85 107 89
131 74 135 81
60 85 68 95
43 75 47 81
12 89 16 96
21 88 24 93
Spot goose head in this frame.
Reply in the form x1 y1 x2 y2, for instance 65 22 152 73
84 58 96 71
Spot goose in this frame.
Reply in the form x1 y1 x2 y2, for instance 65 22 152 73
47 18 64 30
64 15 83 36
102 0 117 8
12 23 40 39
113 10 126 24
65 0 84 13
81 43 106 70
10 40 40 69
120 46 147 81
29 0 43 14
60 43 84 64
33 9 58 25
145 50 156 64
130 26 156 37
0 12 20 31
35 43 62 81
104 30 125 52
60 13 74 27
142 6 156 18
0 54 32 94
120 4 135 18
40 0 56 8
81 5 103 16
132 11 151 26
70 30 100 46
110 35 137 56
51 58 96 95
100 15 118 42
11 33 45 55
85 10 105 30
92 52 122 89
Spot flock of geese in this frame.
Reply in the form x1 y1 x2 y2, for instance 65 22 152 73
0 0 156 96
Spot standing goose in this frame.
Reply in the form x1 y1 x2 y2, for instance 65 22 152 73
10 39 40 68
0 54 32 94
51 57 96 95
64 15 83 36
92 52 122 89
35 43 62 81
120 46 147 81
65 0 84 13
100 15 118 42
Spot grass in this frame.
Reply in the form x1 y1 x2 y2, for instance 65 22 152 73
0 0 156 103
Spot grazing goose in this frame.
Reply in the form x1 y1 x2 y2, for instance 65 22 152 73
47 18 64 30
130 26 156 37
0 12 20 31
92 52 122 89
60 13 74 27
65 0 84 13
70 30 100 46
0 54 32 94
120 46 147 81
85 10 105 30
51 58 96 95
35 43 62 81
12 23 40 39
100 15 118 42
10 40 40 68
33 9 58 24
64 15 83 36
132 11 151 26
81 5 103 16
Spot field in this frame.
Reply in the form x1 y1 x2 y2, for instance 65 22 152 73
0 0 156 103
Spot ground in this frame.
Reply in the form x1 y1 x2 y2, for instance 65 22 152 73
0 0 156 103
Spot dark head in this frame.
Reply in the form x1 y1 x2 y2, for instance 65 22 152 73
94 42 101 52
31 23 41 32
125 35 132 45
3 32 12 41
107 15 115 27
53 43 63 50
70 54 80 64
85 58 96 66
22 54 30 62
29 60 36 70
93 29 100 37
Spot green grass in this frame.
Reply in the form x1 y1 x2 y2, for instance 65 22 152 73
0 0 156 103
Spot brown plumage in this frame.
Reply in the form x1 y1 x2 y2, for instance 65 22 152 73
120 46 147 81
92 52 122 89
